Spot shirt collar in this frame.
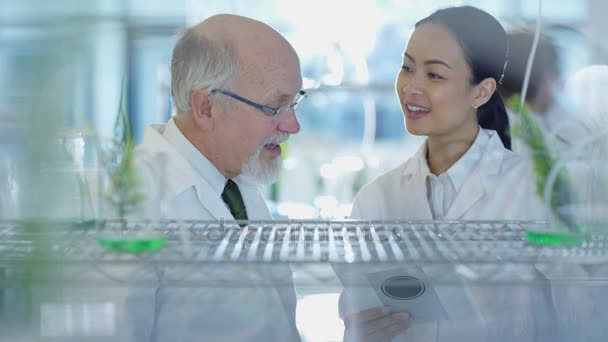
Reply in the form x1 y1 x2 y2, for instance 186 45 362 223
162 117 227 196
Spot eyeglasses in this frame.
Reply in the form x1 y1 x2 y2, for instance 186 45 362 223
211 89 307 118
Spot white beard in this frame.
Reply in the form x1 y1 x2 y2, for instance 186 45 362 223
241 133 289 184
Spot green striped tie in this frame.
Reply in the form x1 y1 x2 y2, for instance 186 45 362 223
221 179 248 226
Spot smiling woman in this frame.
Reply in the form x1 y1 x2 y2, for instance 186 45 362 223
399 6 511 152
341 6 548 342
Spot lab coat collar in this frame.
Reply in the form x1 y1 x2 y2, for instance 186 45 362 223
400 129 505 220
446 130 504 219
447 128 488 192
400 142 434 219
163 117 226 196
138 123 233 220
401 139 429 179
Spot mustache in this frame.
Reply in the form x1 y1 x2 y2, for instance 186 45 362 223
262 132 290 146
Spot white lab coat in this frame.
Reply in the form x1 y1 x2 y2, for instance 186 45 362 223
350 129 544 222
133 123 273 222
123 123 300 341
340 129 552 341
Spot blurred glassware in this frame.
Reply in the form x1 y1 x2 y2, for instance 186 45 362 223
544 128 608 234
543 65 608 234
46 128 91 221
97 150 169 253
0 123 23 220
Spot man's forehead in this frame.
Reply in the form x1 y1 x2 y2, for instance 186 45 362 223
237 53 301 86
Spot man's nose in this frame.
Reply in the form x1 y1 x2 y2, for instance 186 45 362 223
278 107 301 134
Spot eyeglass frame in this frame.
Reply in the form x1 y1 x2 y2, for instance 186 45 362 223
210 89 307 118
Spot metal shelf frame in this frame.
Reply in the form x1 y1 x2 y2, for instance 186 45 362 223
1 219 607 265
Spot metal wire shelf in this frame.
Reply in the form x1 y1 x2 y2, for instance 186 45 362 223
1 219 607 265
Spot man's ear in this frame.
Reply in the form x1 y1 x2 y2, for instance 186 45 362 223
473 77 497 108
191 88 214 131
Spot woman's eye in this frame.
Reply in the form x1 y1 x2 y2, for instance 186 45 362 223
401 65 413 73
428 72 444 80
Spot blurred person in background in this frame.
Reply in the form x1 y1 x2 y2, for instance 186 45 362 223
130 14 305 341
564 64 608 131
499 30 585 153
339 6 547 341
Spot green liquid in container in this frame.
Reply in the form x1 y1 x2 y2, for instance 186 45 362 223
97 236 166 253
526 231 586 246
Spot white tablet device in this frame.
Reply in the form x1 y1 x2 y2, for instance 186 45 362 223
332 264 478 323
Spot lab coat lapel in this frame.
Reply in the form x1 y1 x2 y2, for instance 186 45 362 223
237 181 272 220
445 133 504 219
193 181 233 220
402 143 434 220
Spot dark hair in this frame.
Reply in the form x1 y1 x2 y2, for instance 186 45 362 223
416 6 511 150
499 31 559 101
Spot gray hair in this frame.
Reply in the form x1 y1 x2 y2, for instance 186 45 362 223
170 27 238 115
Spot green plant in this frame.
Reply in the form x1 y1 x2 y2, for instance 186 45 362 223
509 95 576 230
103 83 145 222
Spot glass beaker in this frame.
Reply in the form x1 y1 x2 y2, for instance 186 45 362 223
543 128 608 236
96 150 169 253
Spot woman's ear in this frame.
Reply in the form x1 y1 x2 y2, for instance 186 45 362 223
472 77 497 108
190 88 214 131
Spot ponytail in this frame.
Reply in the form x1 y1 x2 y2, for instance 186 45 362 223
477 91 511 150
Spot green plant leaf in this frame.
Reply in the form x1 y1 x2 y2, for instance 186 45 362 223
104 81 145 221
509 95 577 231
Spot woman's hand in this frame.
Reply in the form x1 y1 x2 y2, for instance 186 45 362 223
343 305 411 342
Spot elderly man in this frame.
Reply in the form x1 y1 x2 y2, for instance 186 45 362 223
138 14 304 219
129 14 305 341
